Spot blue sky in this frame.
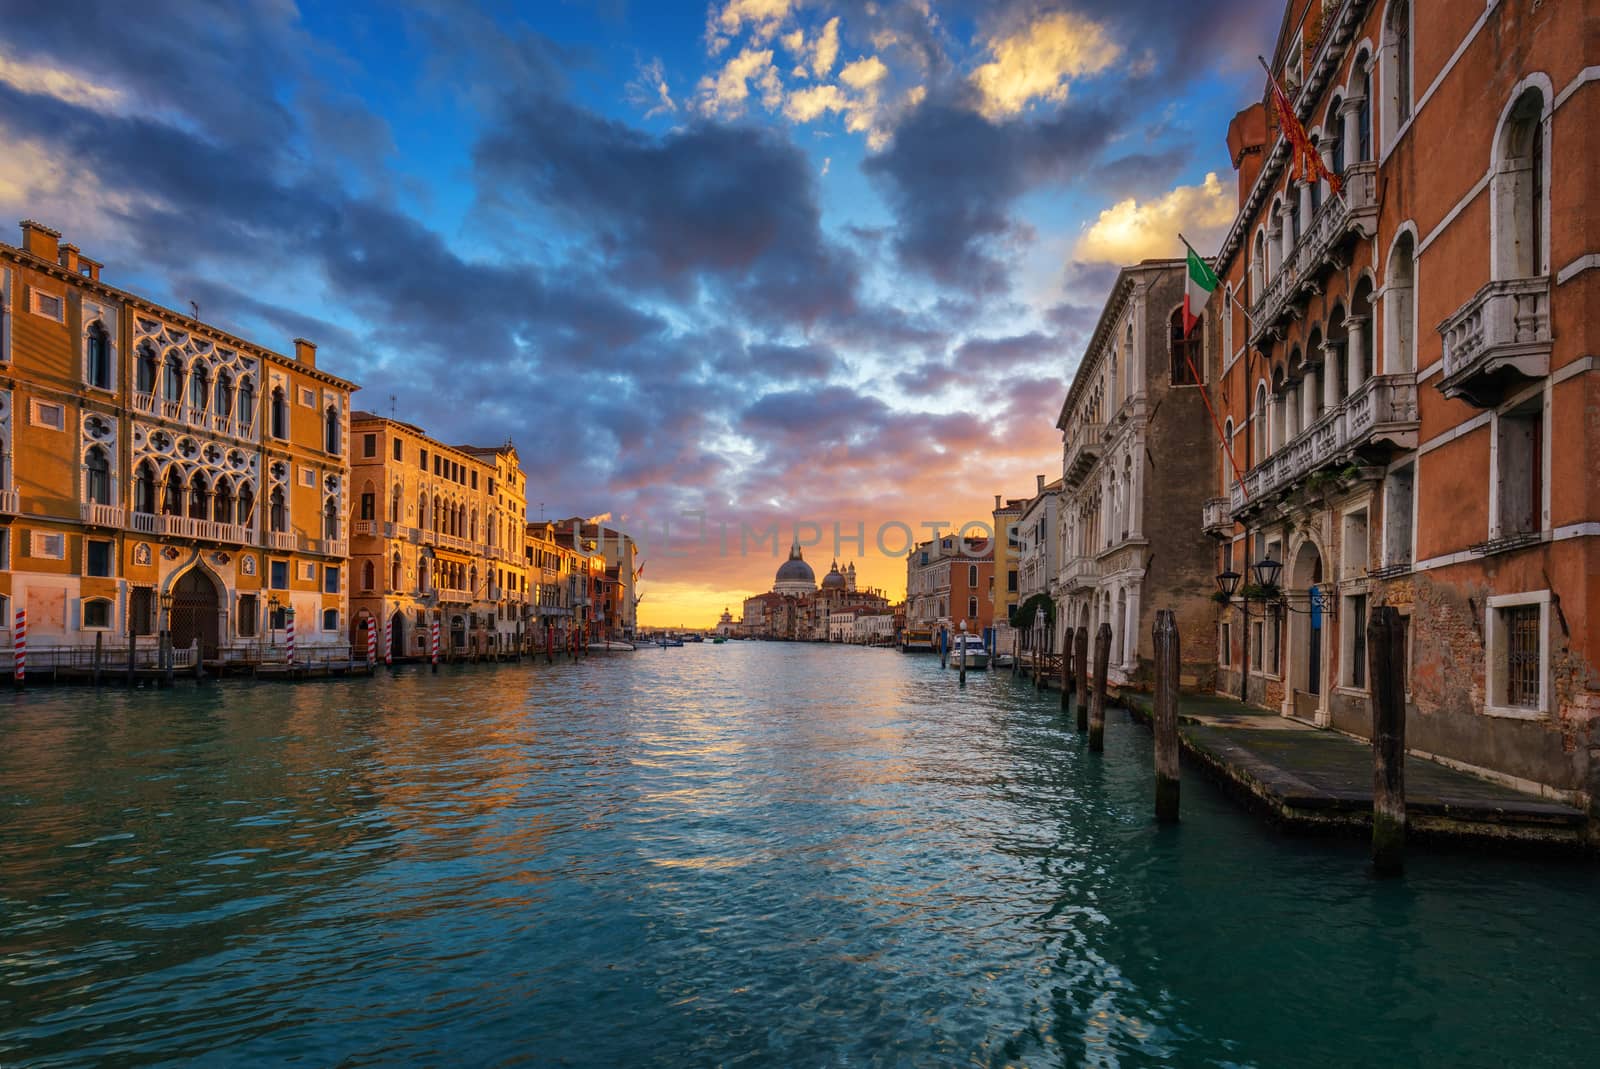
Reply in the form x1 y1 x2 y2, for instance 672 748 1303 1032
0 0 1282 622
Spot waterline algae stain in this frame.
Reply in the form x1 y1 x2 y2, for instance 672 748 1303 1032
2 645 1597 1066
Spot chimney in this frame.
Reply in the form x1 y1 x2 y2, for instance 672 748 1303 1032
58 243 80 274
1227 103 1268 209
1036 473 1045 494
19 220 60 261
994 494 1001 511
293 337 318 368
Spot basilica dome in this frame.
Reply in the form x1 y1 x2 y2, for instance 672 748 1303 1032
821 561 846 590
773 541 817 593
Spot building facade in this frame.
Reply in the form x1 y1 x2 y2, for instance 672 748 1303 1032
1016 475 1062 609
1205 0 1597 800
1055 259 1218 686
904 533 995 638
1 221 355 665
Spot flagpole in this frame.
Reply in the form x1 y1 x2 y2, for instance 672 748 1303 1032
1179 232 1259 328
1258 55 1350 213
1174 233 1251 500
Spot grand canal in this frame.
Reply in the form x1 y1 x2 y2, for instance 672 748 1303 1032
2 644 1596 1067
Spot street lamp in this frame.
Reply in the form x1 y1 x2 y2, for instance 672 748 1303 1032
158 589 175 687
267 592 281 648
1251 554 1283 591
1215 569 1242 599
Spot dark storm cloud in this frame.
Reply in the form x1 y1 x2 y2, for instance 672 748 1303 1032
475 96 859 327
862 98 1118 294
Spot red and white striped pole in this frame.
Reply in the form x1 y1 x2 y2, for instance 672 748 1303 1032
383 615 393 667
366 618 377 665
13 607 26 686
285 612 296 666
430 618 440 672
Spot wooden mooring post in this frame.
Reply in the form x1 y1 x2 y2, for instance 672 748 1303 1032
1369 605 1407 876
93 632 104 687
1074 626 1090 732
1060 626 1073 712
1153 610 1180 822
1088 623 1111 752
126 630 136 689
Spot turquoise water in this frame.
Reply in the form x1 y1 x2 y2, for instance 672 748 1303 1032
1 644 1596 1067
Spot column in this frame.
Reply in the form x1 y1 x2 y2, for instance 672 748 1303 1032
1123 583 1142 671
1298 179 1313 228
1346 315 1369 394
1322 341 1342 409
1341 97 1361 165
1302 368 1318 427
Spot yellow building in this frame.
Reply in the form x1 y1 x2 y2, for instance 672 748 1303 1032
991 493 1029 629
523 521 594 649
1 221 355 666
348 415 532 659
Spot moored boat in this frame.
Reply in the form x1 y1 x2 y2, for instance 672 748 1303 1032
948 633 989 670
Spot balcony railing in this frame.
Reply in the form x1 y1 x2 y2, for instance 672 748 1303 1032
1201 497 1232 537
131 391 256 439
126 512 254 543
0 487 18 514
1437 276 1552 406
81 502 125 528
267 530 297 551
1059 555 1102 590
353 520 377 537
1249 162 1377 344
1062 421 1107 486
1229 373 1418 513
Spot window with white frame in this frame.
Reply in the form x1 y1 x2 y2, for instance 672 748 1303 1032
82 598 112 629
30 400 65 430
1486 591 1548 715
31 530 65 559
298 385 316 407
1220 621 1232 667
0 592 8 627
300 466 316 488
1342 592 1368 689
30 288 64 322
1494 396 1543 537
1341 508 1369 580
1491 85 1548 281
1384 464 1415 567
322 608 340 632
85 538 113 577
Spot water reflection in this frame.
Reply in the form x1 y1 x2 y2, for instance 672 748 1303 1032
1 645 1597 1068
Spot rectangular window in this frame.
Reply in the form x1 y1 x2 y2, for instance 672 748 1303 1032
1267 611 1281 675
362 433 377 458
82 599 111 629
300 467 316 488
968 596 978 619
30 400 66 430
393 438 403 461
1495 400 1542 536
298 386 316 407
471 471 478 490
968 564 978 586
1488 595 1547 713
324 565 340 594
419 447 428 469
300 562 315 582
270 559 289 590
270 604 289 631
30 289 64 322
85 538 113 577
1384 465 1415 567
130 587 154 635
0 531 8 569
1220 622 1232 667
1341 509 1369 579
360 493 375 520
0 593 9 628
1007 570 1018 592
238 594 258 637
1345 594 1368 688
1251 621 1264 671
31 531 65 559
322 608 339 632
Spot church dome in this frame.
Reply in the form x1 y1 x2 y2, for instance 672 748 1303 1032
821 561 846 590
773 541 816 591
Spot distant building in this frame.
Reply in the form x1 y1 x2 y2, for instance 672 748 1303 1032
739 541 889 640
1055 259 1218 686
904 533 995 638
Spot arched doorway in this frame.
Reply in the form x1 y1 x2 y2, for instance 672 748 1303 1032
169 567 222 661
389 611 406 660
1287 541 1325 722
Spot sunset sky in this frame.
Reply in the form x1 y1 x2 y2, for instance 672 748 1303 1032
0 0 1281 626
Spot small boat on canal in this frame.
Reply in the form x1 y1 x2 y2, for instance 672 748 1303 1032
947 633 989 670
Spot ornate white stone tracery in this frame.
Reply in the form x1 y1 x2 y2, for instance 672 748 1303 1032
133 316 260 442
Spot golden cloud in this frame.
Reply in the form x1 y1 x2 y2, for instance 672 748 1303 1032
969 12 1120 119
1072 172 1235 264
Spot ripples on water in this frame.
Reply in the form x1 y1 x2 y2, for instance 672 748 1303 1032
1 645 1596 1067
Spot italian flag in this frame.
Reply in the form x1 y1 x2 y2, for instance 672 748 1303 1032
1183 247 1219 337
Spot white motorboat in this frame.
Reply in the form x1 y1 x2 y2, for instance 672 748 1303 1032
948 633 989 670
587 640 637 652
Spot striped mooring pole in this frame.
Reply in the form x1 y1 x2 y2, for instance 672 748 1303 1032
383 616 393 667
366 618 377 665
430 618 440 672
285 614 296 666
13 607 26 687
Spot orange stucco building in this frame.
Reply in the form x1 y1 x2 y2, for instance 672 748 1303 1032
1 221 356 666
1203 0 1597 801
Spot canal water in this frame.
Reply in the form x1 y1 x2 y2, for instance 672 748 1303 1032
2 644 1596 1068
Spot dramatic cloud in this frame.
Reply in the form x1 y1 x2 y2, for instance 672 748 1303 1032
969 11 1120 119
1073 171 1235 264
